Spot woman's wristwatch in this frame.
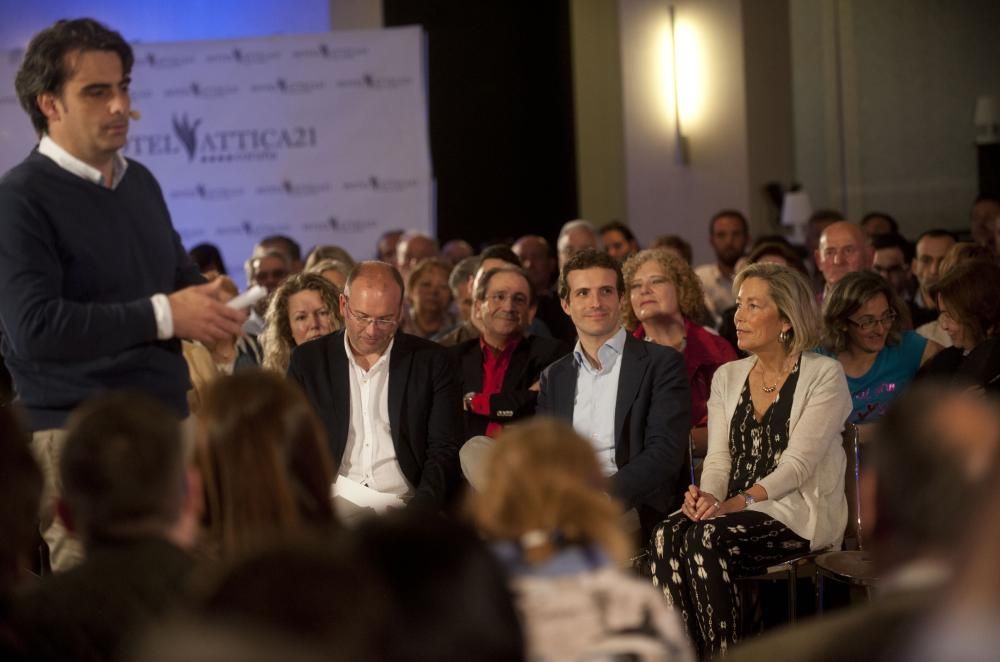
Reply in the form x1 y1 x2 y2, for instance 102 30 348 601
740 491 756 509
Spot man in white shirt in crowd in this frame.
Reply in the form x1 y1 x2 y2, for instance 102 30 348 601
696 210 749 327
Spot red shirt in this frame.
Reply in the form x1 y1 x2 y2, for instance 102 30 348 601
469 336 522 437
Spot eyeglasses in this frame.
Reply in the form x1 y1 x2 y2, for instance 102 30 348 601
344 299 398 329
485 291 530 307
847 310 897 331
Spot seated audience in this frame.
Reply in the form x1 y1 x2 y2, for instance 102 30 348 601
401 258 456 339
244 250 293 335
803 209 845 293
718 240 808 354
195 371 338 560
556 219 599 272
304 244 356 273
651 234 693 265
253 235 304 274
922 258 1000 392
622 248 736 453
820 271 940 424
12 393 200 662
859 211 898 238
182 276 261 413
909 229 957 327
599 220 640 262
915 242 993 346
513 234 574 342
726 383 1000 662
443 255 481 329
304 257 352 292
376 229 404 264
450 265 568 442
440 239 475 267
395 231 439 277
288 262 463 511
650 262 851 658
970 195 1000 252
188 242 228 279
467 418 694 662
815 221 871 302
537 249 691 534
870 232 914 306
260 273 342 373
695 210 750 328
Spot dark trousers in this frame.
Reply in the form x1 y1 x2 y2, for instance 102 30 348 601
650 510 808 658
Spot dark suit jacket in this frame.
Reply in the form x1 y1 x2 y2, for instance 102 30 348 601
288 330 463 508
536 333 691 515
449 335 570 438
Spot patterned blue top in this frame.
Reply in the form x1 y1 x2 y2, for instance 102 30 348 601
819 330 926 424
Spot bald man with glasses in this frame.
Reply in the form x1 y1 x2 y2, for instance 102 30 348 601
288 261 463 511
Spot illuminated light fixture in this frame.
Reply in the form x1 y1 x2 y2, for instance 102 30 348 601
668 5 689 164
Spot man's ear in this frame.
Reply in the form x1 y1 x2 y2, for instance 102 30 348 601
36 92 61 123
55 497 76 535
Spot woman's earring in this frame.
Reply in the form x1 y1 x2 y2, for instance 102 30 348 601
778 328 790 346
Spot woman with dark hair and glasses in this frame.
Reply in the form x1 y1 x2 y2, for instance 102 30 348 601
820 271 941 424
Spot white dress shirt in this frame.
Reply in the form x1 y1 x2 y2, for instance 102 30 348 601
695 262 736 327
571 326 626 475
340 334 413 497
37 135 175 340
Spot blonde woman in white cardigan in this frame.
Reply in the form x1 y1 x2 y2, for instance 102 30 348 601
649 263 851 658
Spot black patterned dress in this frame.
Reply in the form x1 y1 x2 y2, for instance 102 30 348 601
649 358 809 658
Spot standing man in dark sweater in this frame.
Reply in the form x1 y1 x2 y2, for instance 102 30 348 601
0 18 245 570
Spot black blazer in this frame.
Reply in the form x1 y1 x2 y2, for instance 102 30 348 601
288 330 463 508
536 333 691 515
448 334 570 438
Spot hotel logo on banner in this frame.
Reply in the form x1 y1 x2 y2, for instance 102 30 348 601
256 180 332 196
215 220 292 238
206 48 281 65
169 184 246 201
336 73 412 90
124 114 318 164
302 216 378 234
164 82 240 100
250 78 326 95
343 175 418 192
135 52 196 69
292 44 367 61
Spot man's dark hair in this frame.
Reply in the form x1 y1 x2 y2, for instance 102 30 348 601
599 220 636 242
479 244 521 267
15 18 134 136
808 209 845 225
475 266 536 306
709 209 749 235
189 243 228 275
259 235 302 262
60 392 185 544
651 234 693 264
557 248 624 301
871 232 914 262
914 228 959 246
860 211 899 236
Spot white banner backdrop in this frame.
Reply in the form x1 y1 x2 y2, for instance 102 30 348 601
0 27 432 287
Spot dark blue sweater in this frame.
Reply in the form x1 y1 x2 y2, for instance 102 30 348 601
0 150 202 429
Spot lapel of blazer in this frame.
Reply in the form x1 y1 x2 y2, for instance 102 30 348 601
615 335 647 452
501 337 531 390
550 354 578 421
330 332 351 462
387 333 414 445
461 341 485 393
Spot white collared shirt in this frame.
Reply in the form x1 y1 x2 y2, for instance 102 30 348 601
340 334 413 497
38 134 129 189
695 262 736 326
37 135 174 339
572 326 626 475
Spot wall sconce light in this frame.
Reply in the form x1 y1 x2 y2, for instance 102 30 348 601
669 5 689 165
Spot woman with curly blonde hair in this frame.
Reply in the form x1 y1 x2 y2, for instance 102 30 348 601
467 418 693 662
622 249 736 441
260 273 343 373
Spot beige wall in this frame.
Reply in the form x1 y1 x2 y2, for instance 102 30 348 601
570 0 628 228
329 0 383 30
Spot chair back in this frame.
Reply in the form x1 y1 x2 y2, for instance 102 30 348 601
841 423 864 551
